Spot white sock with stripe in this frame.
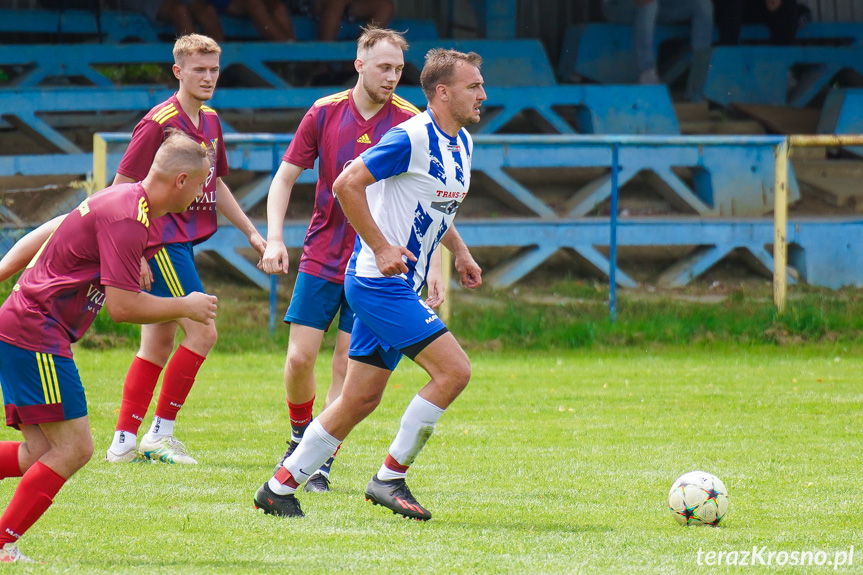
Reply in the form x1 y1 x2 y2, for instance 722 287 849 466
269 419 340 495
377 394 445 481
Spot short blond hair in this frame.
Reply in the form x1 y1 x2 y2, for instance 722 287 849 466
356 26 408 59
420 49 482 101
153 129 212 178
173 34 221 65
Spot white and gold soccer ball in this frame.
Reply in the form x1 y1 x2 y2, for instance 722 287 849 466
668 470 729 526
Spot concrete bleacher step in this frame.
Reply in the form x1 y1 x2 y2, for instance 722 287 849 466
672 101 710 122
731 103 822 135
675 101 767 134
793 159 863 211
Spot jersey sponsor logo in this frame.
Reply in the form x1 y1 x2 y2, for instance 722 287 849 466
356 133 372 144
194 188 217 207
435 190 466 199
86 284 106 311
77 198 91 217
430 199 460 215
204 165 215 188
447 143 461 152
137 197 150 227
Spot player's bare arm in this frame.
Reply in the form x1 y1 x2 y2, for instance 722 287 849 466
262 161 304 274
425 250 446 308
105 286 218 325
0 215 64 282
332 157 417 276
215 177 267 263
441 224 482 289
112 173 137 186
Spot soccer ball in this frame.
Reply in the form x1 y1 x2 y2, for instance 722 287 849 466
668 470 729 526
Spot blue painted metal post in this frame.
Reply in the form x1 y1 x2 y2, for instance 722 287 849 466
609 143 619 322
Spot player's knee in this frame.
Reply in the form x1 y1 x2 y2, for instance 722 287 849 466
350 388 383 419
447 357 471 395
62 437 94 472
186 322 218 352
286 346 316 375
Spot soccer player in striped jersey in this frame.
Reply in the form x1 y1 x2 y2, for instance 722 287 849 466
260 27 444 493
104 34 266 465
255 48 484 520
0 132 218 562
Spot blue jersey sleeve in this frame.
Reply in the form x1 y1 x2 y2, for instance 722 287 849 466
360 127 411 182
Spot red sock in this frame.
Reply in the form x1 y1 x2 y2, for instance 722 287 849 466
0 462 65 545
0 442 21 479
116 356 163 434
384 453 409 474
155 346 205 421
288 397 315 439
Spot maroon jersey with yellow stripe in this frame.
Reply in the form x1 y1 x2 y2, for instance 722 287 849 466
116 93 227 245
284 89 419 283
0 183 156 358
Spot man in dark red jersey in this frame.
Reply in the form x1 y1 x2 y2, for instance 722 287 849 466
105 34 266 465
0 132 218 563
259 26 443 496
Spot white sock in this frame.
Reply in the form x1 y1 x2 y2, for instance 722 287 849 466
145 416 174 439
269 420 340 495
377 395 444 481
109 430 136 454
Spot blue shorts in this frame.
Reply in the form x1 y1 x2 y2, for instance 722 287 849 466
0 340 87 428
345 275 447 371
149 242 204 298
285 272 354 333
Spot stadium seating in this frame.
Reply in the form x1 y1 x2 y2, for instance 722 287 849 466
1 10 860 291
558 21 863 86
0 8 438 43
0 39 551 89
703 45 863 107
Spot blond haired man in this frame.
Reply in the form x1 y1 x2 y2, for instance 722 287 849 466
105 34 266 464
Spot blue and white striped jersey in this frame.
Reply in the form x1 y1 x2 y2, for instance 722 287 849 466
347 110 473 292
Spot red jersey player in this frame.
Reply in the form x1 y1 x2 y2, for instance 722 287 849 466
105 34 266 465
259 27 443 495
0 132 218 562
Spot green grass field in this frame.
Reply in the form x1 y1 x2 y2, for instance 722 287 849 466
2 344 860 573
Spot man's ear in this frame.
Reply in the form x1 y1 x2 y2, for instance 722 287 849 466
172 63 182 81
436 84 449 102
355 58 364 74
176 172 188 188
